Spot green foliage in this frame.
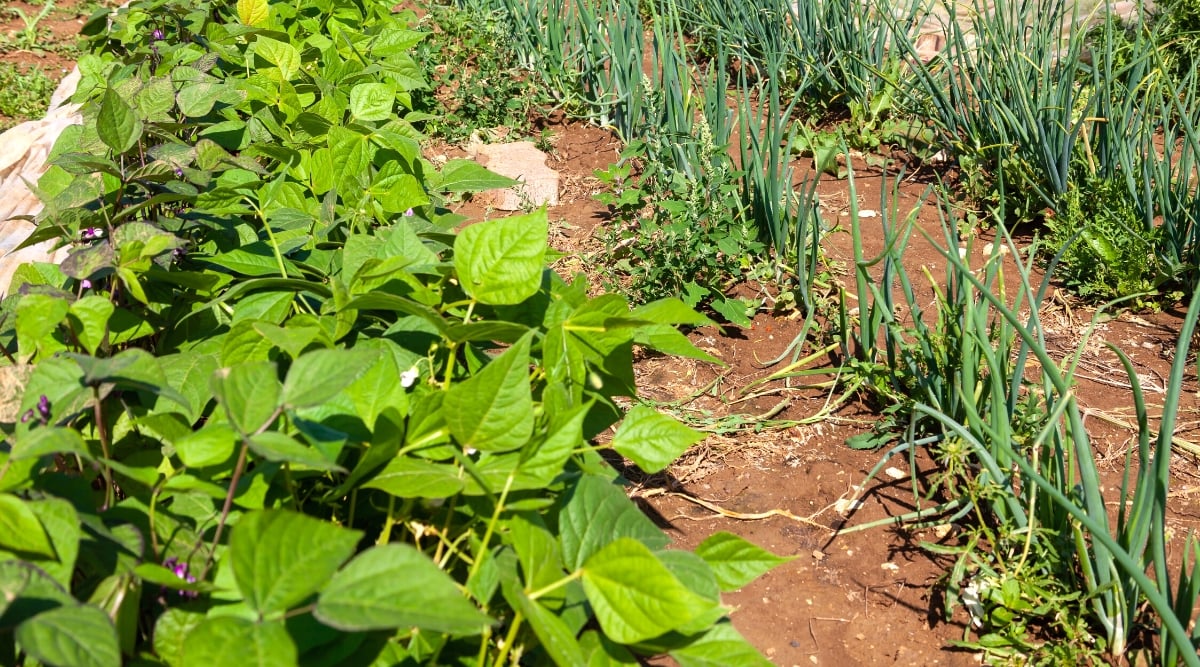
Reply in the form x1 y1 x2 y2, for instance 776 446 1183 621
595 143 765 327
0 0 57 52
1046 176 1163 303
413 2 548 142
0 64 58 130
0 0 787 664
1152 0 1200 74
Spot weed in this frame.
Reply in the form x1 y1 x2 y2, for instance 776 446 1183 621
595 136 765 326
1046 175 1163 304
414 2 548 143
0 64 58 130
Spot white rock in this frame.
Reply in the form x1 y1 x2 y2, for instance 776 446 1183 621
467 141 559 211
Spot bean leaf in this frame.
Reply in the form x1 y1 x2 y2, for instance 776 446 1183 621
581 538 719 644
316 544 492 633
15 604 120 667
229 510 362 616
454 210 547 305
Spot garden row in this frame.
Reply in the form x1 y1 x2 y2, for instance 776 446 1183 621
0 0 791 665
442 0 1200 663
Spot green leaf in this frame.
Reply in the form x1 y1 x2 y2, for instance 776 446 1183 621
695 532 793 592
211 361 281 435
255 36 300 80
0 563 29 618
444 321 530 344
182 617 296 667
248 432 345 472
581 538 719 644
15 604 120 667
379 173 429 214
444 333 533 452
15 293 68 362
361 457 464 499
668 622 773 667
203 243 295 277
580 630 639 666
315 544 492 633
10 427 89 462
0 560 73 628
350 83 395 121
630 298 716 327
237 0 269 26
68 296 115 356
559 474 669 570
633 325 720 364
153 609 204 667
454 210 547 305
518 402 588 486
709 297 753 328
282 348 380 409
0 493 56 558
328 126 373 198
69 349 189 409
175 423 237 468
23 498 80 587
439 159 518 193
610 406 705 474
344 340 414 431
159 352 219 424
230 510 362 616
97 88 143 154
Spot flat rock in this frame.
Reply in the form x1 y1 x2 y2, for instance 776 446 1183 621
467 141 559 211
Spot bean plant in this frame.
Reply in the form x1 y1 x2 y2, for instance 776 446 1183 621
0 0 790 664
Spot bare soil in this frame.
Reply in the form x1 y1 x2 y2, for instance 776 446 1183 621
0 0 93 126
448 115 1200 665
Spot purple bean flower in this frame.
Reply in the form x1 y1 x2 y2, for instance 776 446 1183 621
81 227 103 240
21 395 50 425
404 208 414 217
81 279 92 289
151 29 164 41
173 167 184 178
162 557 198 599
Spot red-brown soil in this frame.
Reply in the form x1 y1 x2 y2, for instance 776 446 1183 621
448 114 1200 665
0 0 94 126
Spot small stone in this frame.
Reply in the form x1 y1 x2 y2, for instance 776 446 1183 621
884 466 905 480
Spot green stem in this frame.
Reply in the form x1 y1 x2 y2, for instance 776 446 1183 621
492 611 524 667
467 473 515 588
377 496 397 546
526 570 583 601
93 387 115 511
197 440 250 582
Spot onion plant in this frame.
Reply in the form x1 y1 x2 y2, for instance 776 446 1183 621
898 0 1093 213
842 164 1200 664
